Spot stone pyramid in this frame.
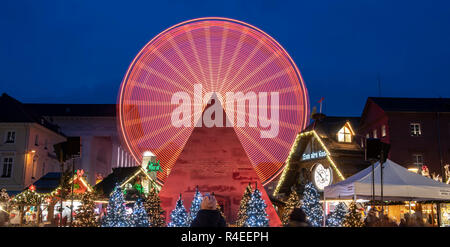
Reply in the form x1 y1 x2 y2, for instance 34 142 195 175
159 95 281 226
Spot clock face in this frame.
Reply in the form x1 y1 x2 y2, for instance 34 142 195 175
313 163 332 191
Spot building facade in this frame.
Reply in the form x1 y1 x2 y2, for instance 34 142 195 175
359 97 450 179
0 94 66 193
25 103 139 186
274 115 369 199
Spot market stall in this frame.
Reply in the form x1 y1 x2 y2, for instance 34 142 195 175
324 159 450 226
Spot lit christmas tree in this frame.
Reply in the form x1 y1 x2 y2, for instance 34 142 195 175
281 189 300 225
301 182 323 227
74 192 98 227
131 198 150 227
143 188 165 227
342 201 364 227
326 202 347 227
235 183 252 227
244 187 269 227
188 186 202 223
168 194 190 227
101 184 131 227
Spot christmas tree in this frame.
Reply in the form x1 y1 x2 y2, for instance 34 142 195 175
235 183 252 227
168 194 190 227
101 184 131 227
131 199 150 227
244 187 269 227
281 189 300 225
326 202 347 227
301 182 323 227
74 192 98 227
143 189 165 227
342 201 364 227
188 186 202 223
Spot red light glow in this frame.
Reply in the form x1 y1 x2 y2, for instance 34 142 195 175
118 17 309 185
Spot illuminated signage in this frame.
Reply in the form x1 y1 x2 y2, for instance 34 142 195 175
147 160 162 173
302 151 327 161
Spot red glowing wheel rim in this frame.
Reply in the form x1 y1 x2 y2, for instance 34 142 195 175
118 17 309 186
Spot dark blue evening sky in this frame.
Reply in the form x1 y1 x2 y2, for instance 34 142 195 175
1 0 450 116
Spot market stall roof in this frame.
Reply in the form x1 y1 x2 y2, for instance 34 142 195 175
23 171 93 195
94 166 143 197
31 172 62 193
324 159 450 201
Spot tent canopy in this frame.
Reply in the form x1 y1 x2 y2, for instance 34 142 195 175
324 159 450 201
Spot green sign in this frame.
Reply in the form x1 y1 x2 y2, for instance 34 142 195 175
147 160 162 173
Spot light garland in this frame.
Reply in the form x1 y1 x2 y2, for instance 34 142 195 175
273 130 345 196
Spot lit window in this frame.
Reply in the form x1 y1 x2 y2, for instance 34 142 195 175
381 125 386 137
5 131 15 144
337 126 352 143
413 154 424 167
366 133 370 139
1 157 13 178
373 129 378 139
361 137 364 148
410 123 421 136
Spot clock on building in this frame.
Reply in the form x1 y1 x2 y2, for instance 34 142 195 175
312 163 333 191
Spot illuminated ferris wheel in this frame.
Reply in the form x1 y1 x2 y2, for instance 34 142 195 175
118 17 309 185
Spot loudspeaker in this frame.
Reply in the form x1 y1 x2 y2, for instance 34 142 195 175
365 138 390 163
66 137 81 157
365 138 381 160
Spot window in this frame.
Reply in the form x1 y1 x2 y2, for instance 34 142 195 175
413 154 424 167
361 137 364 148
366 133 370 139
35 135 39 146
1 157 13 178
337 126 352 143
44 139 48 149
5 131 15 143
410 123 421 136
373 129 378 139
381 125 386 137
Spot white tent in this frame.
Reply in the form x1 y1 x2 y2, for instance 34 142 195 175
324 159 450 201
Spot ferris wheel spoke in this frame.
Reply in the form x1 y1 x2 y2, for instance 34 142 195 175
204 26 215 91
236 68 289 93
215 25 229 93
227 53 278 93
153 49 196 91
218 30 247 95
185 29 208 88
132 80 175 96
234 127 280 166
168 38 204 85
223 40 263 93
139 63 191 93
133 123 174 145
124 112 173 127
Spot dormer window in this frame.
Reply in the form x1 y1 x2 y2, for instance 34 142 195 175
337 126 352 143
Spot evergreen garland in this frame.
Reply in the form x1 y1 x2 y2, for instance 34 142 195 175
101 184 131 227
342 202 364 227
168 194 190 227
143 189 165 227
235 183 252 227
326 202 347 227
131 198 150 227
244 188 269 227
188 186 202 224
74 192 98 227
281 189 300 225
301 182 323 227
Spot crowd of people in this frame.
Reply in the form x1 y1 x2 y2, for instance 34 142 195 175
364 208 432 227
